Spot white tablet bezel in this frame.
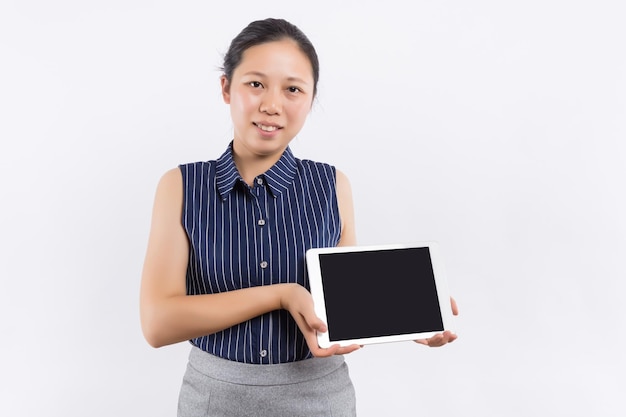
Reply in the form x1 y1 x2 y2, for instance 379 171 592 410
306 241 455 348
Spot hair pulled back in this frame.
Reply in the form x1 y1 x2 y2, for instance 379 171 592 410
221 18 320 96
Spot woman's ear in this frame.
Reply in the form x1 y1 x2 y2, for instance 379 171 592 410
220 76 231 104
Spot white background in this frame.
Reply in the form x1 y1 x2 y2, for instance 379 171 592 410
1 1 625 416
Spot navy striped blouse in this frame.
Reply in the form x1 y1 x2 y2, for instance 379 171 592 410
179 142 341 364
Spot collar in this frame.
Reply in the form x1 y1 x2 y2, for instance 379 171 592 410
215 142 298 200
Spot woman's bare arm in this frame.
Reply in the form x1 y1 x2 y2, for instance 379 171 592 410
335 169 356 247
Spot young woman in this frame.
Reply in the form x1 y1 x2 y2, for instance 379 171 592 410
140 18 458 416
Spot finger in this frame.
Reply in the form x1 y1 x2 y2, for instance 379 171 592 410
299 310 327 333
335 344 361 355
300 323 338 357
431 331 457 347
415 330 457 347
428 334 444 347
416 333 444 347
310 343 341 358
450 297 459 315
444 331 458 343
301 326 325 352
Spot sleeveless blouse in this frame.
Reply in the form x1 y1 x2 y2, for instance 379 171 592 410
179 143 341 364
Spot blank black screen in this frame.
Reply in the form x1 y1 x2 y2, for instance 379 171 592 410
318 247 444 341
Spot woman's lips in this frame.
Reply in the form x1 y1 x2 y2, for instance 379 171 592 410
254 122 281 132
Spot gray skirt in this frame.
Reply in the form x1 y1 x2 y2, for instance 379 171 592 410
178 346 356 417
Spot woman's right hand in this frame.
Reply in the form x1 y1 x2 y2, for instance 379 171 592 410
279 283 361 357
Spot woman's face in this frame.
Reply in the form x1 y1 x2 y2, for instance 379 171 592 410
221 39 315 161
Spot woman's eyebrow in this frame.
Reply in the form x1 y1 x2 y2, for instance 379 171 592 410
286 76 310 85
242 71 267 78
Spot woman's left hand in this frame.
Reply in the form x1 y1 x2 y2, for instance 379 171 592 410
415 296 459 347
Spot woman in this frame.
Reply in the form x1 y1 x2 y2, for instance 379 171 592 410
140 18 457 416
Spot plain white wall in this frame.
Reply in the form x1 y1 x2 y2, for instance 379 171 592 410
1 1 625 416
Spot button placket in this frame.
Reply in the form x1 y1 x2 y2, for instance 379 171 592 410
252 182 271 285
245 174 274 362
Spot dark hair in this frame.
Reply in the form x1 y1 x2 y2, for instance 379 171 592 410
221 18 320 96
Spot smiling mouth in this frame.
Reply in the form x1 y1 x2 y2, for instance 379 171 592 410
254 122 281 132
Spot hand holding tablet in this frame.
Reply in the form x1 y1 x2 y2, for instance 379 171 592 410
306 242 457 349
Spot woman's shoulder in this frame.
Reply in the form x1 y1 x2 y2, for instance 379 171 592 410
175 160 220 181
155 167 183 193
296 157 336 174
177 160 216 171
157 160 214 188
296 157 351 182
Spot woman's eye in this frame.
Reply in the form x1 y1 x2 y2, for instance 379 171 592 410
287 86 301 93
249 81 262 88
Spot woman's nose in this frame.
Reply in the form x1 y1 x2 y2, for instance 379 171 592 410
259 89 282 115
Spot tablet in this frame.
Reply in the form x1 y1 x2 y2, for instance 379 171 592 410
306 241 454 348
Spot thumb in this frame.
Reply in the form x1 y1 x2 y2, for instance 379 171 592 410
450 297 459 316
300 311 327 333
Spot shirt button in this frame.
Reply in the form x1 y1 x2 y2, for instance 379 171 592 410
256 177 264 185
260 349 267 358
257 219 266 226
260 261 268 269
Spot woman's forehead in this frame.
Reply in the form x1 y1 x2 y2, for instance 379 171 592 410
234 40 314 82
